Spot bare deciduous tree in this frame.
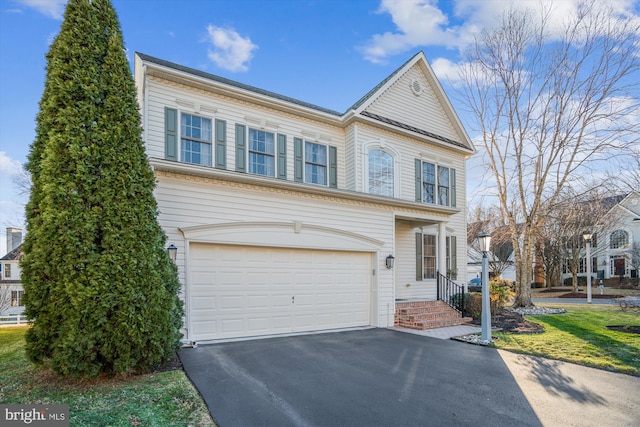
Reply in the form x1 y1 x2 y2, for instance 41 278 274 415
629 242 640 287
460 2 640 306
0 285 12 315
467 205 513 278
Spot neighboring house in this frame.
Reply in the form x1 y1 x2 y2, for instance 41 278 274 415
466 222 516 284
134 51 475 343
565 191 640 282
0 228 25 316
467 246 516 284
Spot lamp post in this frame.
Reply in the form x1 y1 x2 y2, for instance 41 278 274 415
478 231 492 342
583 232 592 304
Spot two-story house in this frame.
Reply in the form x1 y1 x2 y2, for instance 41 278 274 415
134 51 476 343
0 228 25 316
565 191 640 283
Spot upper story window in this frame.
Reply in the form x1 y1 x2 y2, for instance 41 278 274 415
438 166 450 205
248 129 275 176
4 263 10 278
415 160 456 207
305 141 327 185
181 113 212 166
610 230 629 249
368 149 394 197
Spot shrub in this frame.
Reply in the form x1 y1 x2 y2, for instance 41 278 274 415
490 279 513 312
563 276 596 287
22 0 183 377
463 293 482 319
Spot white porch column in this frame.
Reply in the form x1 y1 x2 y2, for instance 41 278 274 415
438 221 447 277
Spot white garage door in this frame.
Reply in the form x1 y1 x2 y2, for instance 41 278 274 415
189 243 373 341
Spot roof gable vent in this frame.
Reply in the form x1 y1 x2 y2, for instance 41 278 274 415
410 78 423 96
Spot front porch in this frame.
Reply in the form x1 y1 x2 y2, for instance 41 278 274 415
394 273 472 330
394 300 472 330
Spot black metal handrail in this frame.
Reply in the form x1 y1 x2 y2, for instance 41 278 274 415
437 272 465 316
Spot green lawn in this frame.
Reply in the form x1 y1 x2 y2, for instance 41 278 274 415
492 304 640 376
0 326 214 426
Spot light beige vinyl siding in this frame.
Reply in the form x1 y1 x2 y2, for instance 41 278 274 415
344 123 356 191
354 123 466 204
144 77 345 186
365 66 460 143
138 55 471 330
154 172 397 327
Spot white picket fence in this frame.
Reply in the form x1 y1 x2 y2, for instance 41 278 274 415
0 314 28 325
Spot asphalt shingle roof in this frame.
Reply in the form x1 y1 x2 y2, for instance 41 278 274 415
137 51 470 151
0 244 23 261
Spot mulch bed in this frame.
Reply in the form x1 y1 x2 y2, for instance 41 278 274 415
557 292 618 299
471 309 545 334
605 325 640 335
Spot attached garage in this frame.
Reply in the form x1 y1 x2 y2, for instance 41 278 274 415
188 243 373 342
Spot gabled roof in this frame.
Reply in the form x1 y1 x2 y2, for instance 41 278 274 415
136 53 342 117
136 51 474 153
348 52 421 111
349 51 475 153
0 244 23 261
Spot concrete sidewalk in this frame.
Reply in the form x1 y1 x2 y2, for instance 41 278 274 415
532 298 618 305
391 324 481 339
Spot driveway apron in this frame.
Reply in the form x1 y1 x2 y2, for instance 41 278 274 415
179 328 639 427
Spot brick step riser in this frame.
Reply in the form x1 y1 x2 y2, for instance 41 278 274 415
396 306 452 316
401 312 463 321
396 317 473 330
395 301 448 309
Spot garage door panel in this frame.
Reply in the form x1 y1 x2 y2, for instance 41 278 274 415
189 243 372 341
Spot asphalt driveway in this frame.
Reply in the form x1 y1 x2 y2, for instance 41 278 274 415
179 328 640 427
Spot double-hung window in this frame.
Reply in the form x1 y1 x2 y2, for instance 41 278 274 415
422 163 436 203
181 113 212 166
11 290 24 307
416 233 457 280
438 166 450 205
248 129 275 176
305 141 327 185
416 160 456 207
422 234 437 279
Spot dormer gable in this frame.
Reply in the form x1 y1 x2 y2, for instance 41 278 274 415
350 52 475 154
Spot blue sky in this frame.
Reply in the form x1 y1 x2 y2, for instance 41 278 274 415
1 0 638 254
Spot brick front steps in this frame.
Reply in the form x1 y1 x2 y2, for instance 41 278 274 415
395 300 473 330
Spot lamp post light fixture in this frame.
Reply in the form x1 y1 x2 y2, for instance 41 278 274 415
583 232 593 304
478 231 492 342
167 244 178 263
385 254 395 269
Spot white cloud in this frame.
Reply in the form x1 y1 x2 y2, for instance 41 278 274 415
359 0 458 64
430 57 466 86
361 0 640 64
0 152 22 177
205 25 258 72
14 0 67 20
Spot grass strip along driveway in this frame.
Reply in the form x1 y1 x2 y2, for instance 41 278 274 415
492 304 640 376
0 326 213 426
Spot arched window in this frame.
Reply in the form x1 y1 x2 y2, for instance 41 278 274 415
368 149 394 197
610 230 629 249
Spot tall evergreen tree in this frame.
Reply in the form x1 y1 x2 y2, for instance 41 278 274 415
22 0 183 376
